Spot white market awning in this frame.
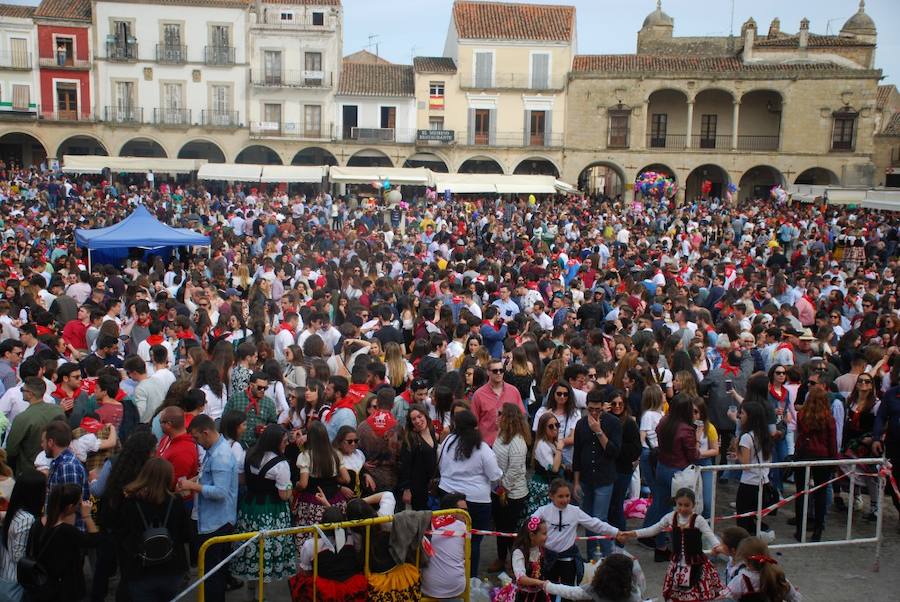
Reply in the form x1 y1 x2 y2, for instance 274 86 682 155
260 165 326 183
328 166 430 185
329 166 380 184
826 188 867 205
198 163 262 181
494 175 558 194
554 179 578 194
432 173 499 194
63 155 206 175
862 190 900 211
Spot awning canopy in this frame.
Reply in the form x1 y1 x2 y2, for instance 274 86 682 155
826 188 867 205
494 175 558 194
432 173 499 194
554 180 578 194
62 155 205 175
198 163 262 181
861 190 900 211
260 165 326 183
329 166 430 185
75 204 210 250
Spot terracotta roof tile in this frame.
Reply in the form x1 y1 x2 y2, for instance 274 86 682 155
452 1 574 42
877 85 894 111
0 4 36 19
344 50 392 65
262 0 340 5
99 0 249 7
572 54 874 75
754 33 874 48
883 113 900 136
35 0 91 21
337 62 414 97
414 57 457 74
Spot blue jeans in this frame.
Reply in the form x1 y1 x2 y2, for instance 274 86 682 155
580 482 614 558
127 573 185 602
643 462 679 548
697 457 713 519
467 500 492 578
608 470 634 547
639 447 654 494
770 436 788 494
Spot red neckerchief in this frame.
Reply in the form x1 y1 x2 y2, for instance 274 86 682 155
722 364 740 377
35 324 54 336
432 515 456 530
366 409 397 437
146 334 164 346
769 384 788 403
279 322 295 337
52 385 75 401
802 295 815 306
323 391 360 422
482 319 500 332
176 329 196 340
136 317 152 328
243 386 261 415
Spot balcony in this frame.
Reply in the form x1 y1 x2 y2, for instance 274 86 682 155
107 41 138 62
416 129 455 144
153 107 191 127
0 51 31 70
38 55 90 70
254 13 338 31
104 105 143 124
691 134 732 149
464 131 564 148
156 44 186 64
736 135 779 151
0 105 38 120
350 127 395 143
647 133 686 149
463 73 566 91
250 69 333 88
202 109 240 128
40 107 97 122
252 122 335 139
204 46 235 66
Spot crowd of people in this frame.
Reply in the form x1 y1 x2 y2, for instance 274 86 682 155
0 159 897 602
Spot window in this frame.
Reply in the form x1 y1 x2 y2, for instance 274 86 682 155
312 11 324 26
280 11 294 21
208 25 231 64
380 106 396 130
429 81 445 110
531 53 550 89
304 105 322 137
263 103 282 133
12 84 29 111
529 110 546 146
429 116 444 130
161 82 184 124
342 105 358 139
115 81 135 120
110 21 135 60
650 113 667 148
474 108 490 144
10 38 28 68
700 114 717 148
210 84 231 125
210 25 229 47
55 83 77 119
832 112 857 151
474 52 493 88
608 110 630 148
263 50 282 84
429 82 445 97
55 37 74 66
161 24 184 62
304 52 323 85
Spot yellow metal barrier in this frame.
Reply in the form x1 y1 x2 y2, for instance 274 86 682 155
195 509 472 602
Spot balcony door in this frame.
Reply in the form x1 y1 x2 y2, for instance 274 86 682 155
10 38 28 69
162 82 183 124
263 103 282 133
342 105 358 139
263 51 282 85
56 83 77 120
474 109 490 145
304 105 322 138
700 114 717 148
210 84 231 125
650 113 667 148
209 25 230 64
115 81 135 121
304 52 323 86
529 110 546 146
162 24 183 61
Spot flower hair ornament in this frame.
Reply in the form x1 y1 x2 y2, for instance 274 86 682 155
749 554 777 565
527 516 542 532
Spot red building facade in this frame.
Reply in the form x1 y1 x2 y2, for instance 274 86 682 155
34 0 92 121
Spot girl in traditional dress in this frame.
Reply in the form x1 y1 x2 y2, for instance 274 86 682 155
625 488 725 601
525 412 564 516
495 516 549 602
294 420 349 548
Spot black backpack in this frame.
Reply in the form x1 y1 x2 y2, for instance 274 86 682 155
136 495 176 567
17 521 59 601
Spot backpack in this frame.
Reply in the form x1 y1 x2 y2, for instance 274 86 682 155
136 495 176 567
17 520 59 601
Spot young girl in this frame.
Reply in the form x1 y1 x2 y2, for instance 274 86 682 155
531 479 624 590
544 553 646 602
723 537 802 601
496 516 549 602
624 488 725 601
292 506 366 602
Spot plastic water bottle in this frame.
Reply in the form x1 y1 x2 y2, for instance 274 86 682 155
592 548 603 564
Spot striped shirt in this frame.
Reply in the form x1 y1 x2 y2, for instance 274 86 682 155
0 509 35 582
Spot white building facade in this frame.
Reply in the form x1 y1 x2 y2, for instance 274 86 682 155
0 6 38 119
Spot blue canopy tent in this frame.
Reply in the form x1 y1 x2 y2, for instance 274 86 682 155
75 204 211 270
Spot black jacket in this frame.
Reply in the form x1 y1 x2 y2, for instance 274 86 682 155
615 416 642 474
572 412 621 487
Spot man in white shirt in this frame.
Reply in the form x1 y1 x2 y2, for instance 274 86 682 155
274 312 300 362
0 358 55 423
149 345 177 390
491 285 520 322
533 300 554 331
124 356 170 423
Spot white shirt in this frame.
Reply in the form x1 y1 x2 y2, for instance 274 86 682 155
533 408 580 465
273 329 295 362
739 432 771 486
421 518 467 599
726 567 802 601
531 502 618 553
0 386 56 423
634 511 719 549
150 367 176 391
200 384 227 421
639 410 663 449
437 435 502 503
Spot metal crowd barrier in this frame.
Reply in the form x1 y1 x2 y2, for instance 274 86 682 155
699 457 887 569
174 508 472 601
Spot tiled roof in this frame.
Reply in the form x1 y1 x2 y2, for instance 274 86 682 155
883 113 900 136
337 62 414 97
414 57 457 74
262 0 341 4
344 50 392 65
877 85 894 111
452 1 575 42
754 33 874 48
572 54 875 74
0 4 36 18
34 0 91 21
99 0 249 7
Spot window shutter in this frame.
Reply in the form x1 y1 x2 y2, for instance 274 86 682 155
12 85 29 110
467 108 475 145
524 110 531 146
489 109 497 146
475 52 492 87
544 110 552 146
532 54 549 89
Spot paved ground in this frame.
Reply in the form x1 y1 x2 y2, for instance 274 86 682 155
200 479 900 601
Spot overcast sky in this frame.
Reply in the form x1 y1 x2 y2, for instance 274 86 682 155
8 0 900 84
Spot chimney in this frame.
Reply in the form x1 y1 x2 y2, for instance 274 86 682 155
768 18 781 39
742 18 757 61
255 0 264 23
799 18 810 50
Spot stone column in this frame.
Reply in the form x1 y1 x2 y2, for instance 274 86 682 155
685 100 694 148
732 100 740 150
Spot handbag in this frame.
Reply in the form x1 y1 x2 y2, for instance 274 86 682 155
17 522 59 601
428 435 454 498
671 464 704 515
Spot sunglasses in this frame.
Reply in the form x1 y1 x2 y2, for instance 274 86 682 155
774 371 785 375
547 423 559 430
491 368 505 374
857 379 873 385
610 401 624 408
555 391 569 397
344 438 359 444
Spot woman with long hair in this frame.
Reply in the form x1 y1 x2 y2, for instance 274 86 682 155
0 471 46 601
638 384 666 495
194 360 228 421
533 381 580 477
735 401 774 536
264 359 290 422
639 395 699 559
283 344 307 391
526 411 565 517
490 402 532 571
396 403 437 511
622 367 647 419
504 346 537 405
117 457 190 599
837 372 881 516
607 388 642 539
295 421 349 546
792 388 837 542
37 483 99 601
384 341 413 393
333 425 374 499
232 424 296 584
693 397 720 520
767 364 791 495
437 409 501 577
